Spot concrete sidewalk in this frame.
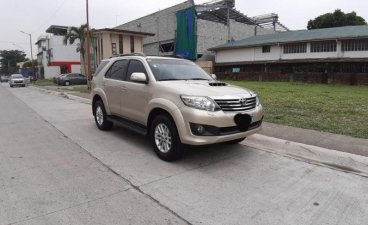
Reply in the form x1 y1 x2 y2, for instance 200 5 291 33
260 122 368 157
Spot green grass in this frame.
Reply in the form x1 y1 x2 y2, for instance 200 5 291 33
70 86 90 93
225 81 368 139
33 79 55 86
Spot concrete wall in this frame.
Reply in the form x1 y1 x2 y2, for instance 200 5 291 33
115 2 276 56
49 35 80 62
197 19 274 55
115 2 190 49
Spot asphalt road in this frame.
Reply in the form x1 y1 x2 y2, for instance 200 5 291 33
1 83 368 225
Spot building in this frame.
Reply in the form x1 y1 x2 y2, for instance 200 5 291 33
115 0 287 60
36 25 81 79
92 28 154 67
210 25 368 85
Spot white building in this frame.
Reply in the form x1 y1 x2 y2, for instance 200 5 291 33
36 25 81 79
210 25 368 85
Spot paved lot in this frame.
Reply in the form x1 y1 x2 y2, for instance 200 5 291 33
1 83 368 225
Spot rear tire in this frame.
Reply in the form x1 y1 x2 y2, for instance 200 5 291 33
93 100 113 130
150 114 183 161
225 137 246 145
10 85 13 88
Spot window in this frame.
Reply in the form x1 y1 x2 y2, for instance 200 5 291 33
94 60 109 76
119 35 124 54
311 41 337 53
262 46 271 53
130 36 135 53
112 43 117 55
105 60 129 80
159 42 174 53
342 39 368 52
232 68 241 73
100 37 103 57
126 60 147 81
283 43 307 54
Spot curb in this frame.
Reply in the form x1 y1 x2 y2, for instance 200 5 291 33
244 134 368 177
29 85 91 105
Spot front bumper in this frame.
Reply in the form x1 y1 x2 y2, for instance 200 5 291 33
172 105 264 145
9 81 26 86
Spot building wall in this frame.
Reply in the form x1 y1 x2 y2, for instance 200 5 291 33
115 2 276 57
49 35 80 62
197 19 274 55
115 2 191 49
215 40 368 63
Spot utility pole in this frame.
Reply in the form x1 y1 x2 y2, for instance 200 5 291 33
20 31 36 79
227 7 231 43
86 0 92 90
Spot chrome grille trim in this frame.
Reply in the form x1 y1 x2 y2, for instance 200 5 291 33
214 97 257 112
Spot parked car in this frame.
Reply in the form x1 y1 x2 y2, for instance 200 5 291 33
1 75 9 83
9 74 27 87
57 73 87 86
91 54 263 161
53 74 66 84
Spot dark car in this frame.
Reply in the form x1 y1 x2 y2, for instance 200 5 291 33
57 73 87 86
53 74 66 84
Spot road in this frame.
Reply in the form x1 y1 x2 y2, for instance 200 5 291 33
1 83 368 225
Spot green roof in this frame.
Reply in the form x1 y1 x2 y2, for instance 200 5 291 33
210 25 368 51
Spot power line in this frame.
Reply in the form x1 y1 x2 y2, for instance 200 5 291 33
32 0 69 33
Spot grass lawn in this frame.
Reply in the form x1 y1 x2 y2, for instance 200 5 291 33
225 81 368 139
71 86 90 93
33 79 55 86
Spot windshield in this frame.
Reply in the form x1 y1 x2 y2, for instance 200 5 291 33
11 75 23 79
147 59 213 81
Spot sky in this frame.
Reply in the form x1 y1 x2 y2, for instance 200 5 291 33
0 0 367 59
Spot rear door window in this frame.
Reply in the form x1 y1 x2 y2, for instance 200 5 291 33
105 60 129 81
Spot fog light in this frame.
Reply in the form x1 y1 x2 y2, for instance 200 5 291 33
196 125 205 134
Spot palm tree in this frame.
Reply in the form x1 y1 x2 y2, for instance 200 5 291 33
63 24 90 77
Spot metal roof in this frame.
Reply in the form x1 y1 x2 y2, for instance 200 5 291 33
209 25 368 51
92 28 155 37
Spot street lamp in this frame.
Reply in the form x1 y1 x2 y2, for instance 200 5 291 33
20 30 36 79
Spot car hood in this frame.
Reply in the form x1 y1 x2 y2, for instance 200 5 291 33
156 80 256 98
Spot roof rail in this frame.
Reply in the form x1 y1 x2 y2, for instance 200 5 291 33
110 52 146 58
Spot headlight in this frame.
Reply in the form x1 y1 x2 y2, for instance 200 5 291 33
181 95 220 111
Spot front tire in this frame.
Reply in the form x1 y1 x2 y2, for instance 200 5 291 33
93 100 113 130
150 114 183 161
64 80 71 86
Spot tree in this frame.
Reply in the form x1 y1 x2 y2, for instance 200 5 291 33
22 59 37 69
63 24 92 77
307 9 367 30
0 50 27 74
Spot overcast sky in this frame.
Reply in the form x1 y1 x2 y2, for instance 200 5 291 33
1 0 367 59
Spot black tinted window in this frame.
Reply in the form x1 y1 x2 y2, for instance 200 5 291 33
126 60 147 81
105 60 129 80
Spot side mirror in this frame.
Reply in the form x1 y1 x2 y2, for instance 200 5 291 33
211 74 217 80
130 72 148 83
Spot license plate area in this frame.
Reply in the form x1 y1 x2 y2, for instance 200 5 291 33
234 113 252 132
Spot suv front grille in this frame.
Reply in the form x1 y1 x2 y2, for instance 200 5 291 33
214 97 257 112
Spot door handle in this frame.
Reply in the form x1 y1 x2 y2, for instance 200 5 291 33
121 86 127 92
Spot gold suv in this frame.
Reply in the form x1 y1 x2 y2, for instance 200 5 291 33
91 54 263 161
